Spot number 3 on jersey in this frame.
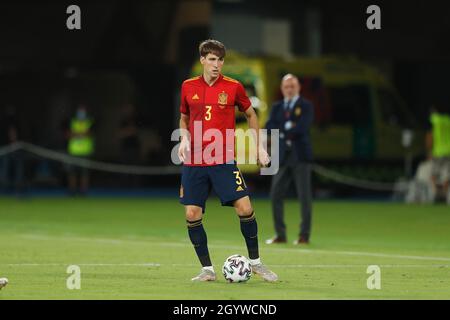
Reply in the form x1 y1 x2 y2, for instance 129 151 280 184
205 105 212 121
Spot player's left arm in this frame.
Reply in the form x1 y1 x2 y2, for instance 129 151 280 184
235 82 269 167
243 107 270 167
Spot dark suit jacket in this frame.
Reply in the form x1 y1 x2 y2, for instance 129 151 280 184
265 96 314 164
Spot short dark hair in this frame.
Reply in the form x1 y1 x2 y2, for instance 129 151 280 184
199 39 226 59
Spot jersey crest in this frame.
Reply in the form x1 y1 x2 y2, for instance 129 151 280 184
218 91 228 106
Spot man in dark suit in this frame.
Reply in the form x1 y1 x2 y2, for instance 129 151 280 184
265 74 314 245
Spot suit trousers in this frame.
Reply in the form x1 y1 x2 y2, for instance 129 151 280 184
269 149 312 239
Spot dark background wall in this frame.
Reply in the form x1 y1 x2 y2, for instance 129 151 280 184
1 0 449 171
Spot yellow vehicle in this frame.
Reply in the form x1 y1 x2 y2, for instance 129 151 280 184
191 51 425 176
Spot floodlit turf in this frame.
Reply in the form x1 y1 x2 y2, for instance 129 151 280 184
0 196 449 299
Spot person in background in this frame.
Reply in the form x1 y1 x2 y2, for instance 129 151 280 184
426 105 450 203
66 105 94 196
406 105 450 204
265 74 314 245
0 105 25 194
428 105 450 203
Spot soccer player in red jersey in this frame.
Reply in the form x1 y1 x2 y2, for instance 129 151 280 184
177 39 278 282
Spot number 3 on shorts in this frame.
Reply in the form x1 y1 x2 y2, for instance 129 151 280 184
233 170 242 185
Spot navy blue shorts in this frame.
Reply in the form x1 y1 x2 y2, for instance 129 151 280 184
179 163 250 213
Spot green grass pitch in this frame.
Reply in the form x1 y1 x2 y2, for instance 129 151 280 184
0 197 449 299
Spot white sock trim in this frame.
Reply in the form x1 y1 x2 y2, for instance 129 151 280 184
203 266 215 272
249 258 261 265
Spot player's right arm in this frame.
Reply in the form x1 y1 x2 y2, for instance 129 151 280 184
178 82 190 163
178 113 190 163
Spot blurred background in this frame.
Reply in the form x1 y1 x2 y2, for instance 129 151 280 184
1 0 449 200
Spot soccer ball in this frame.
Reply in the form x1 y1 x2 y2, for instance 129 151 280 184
222 254 252 283
0 278 8 290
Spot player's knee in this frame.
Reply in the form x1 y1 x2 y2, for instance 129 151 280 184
235 203 253 216
185 207 202 221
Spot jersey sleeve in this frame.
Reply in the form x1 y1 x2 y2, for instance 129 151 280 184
179 83 189 114
236 82 251 112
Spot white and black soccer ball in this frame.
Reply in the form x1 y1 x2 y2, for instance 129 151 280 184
222 254 252 283
0 278 8 290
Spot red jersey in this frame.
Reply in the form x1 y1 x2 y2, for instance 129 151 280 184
180 74 251 166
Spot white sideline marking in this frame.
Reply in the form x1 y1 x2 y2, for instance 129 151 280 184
4 263 162 267
17 234 450 263
2 263 448 268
